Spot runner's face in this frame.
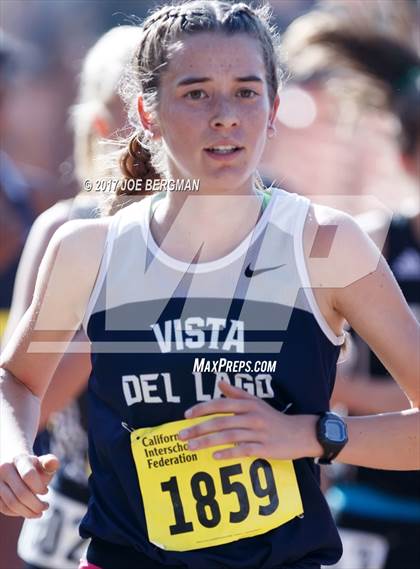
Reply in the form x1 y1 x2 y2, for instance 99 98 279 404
153 32 278 193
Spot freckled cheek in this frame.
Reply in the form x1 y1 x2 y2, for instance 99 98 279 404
245 102 270 123
244 116 270 149
160 112 201 148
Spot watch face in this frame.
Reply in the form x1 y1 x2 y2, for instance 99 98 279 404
325 420 345 442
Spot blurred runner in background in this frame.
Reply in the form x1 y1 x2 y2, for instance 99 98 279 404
0 28 51 569
311 26 420 569
0 30 43 339
2 25 142 569
260 6 419 568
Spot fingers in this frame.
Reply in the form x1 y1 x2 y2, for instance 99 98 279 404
38 454 60 478
185 382 258 419
4 469 48 515
213 442 267 461
0 453 59 519
217 381 256 399
180 382 276 458
180 413 260 441
0 459 49 517
14 454 59 494
179 405 268 455
186 398 253 419
187 428 261 451
14 455 48 495
0 494 20 516
0 480 44 518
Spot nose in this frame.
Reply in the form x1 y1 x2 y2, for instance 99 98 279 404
209 98 240 129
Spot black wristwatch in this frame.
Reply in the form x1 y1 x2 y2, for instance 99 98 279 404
316 412 348 465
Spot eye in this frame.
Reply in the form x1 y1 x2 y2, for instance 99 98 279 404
184 89 208 100
237 88 259 99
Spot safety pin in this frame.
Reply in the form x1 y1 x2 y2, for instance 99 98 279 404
121 422 134 433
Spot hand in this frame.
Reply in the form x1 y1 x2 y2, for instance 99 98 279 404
179 381 320 461
0 453 60 518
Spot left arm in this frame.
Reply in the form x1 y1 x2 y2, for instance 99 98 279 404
332 372 410 414
179 381 419 471
180 210 419 470
327 215 419 467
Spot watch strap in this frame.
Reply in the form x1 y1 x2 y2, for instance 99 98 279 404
316 411 348 465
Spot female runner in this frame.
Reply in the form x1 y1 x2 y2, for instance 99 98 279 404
0 2 419 569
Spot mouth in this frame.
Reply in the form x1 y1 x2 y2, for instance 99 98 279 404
204 144 244 158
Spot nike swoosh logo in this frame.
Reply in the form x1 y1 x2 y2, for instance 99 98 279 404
245 263 286 278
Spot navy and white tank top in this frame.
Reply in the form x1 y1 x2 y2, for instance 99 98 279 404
80 188 344 569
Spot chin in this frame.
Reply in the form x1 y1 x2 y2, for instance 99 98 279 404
207 167 250 183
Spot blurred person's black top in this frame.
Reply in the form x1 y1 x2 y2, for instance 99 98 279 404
332 215 420 569
0 32 36 315
356 215 420 499
0 151 36 309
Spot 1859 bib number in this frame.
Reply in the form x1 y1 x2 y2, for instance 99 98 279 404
130 416 303 551
163 459 278 534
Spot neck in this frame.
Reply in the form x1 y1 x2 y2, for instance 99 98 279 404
149 181 265 263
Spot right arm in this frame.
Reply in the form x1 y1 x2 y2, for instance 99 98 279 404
2 201 92 428
0 219 107 517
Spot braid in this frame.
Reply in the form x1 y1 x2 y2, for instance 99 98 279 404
102 133 161 215
227 2 256 19
120 133 160 183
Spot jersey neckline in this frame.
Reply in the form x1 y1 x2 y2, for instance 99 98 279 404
139 190 277 273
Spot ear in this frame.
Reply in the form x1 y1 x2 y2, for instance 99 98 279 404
268 93 280 128
137 95 161 140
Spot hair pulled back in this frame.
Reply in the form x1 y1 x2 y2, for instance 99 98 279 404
110 0 282 214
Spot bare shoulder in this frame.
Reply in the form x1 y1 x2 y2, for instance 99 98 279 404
303 202 381 290
14 200 75 285
3 216 110 341
31 217 110 326
3 203 107 343
46 216 109 279
47 217 111 250
0 217 111 395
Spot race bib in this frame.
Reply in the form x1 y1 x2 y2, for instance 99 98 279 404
328 528 389 569
130 415 303 551
17 487 88 569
